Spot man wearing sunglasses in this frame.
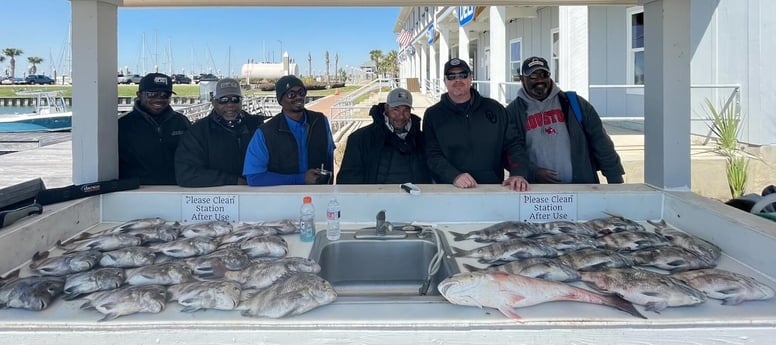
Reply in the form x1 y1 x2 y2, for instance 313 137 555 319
174 78 264 187
505 56 624 184
243 75 335 186
337 87 432 184
118 72 191 185
423 57 530 191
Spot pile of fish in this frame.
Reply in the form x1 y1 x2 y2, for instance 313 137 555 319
0 218 337 321
443 214 775 318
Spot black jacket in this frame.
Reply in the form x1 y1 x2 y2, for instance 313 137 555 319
174 111 264 187
118 102 191 185
337 103 432 184
423 88 528 184
505 91 624 184
260 110 332 176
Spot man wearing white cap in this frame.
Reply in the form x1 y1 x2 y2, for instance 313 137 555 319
337 87 432 184
175 78 265 187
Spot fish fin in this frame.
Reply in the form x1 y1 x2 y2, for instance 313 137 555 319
462 264 483 272
79 301 95 310
449 231 467 242
664 260 687 268
180 305 202 313
721 297 745 306
31 250 50 262
599 294 648 319
451 247 468 257
496 305 523 320
644 301 666 313
0 268 21 283
646 219 666 229
62 293 81 301
98 312 121 322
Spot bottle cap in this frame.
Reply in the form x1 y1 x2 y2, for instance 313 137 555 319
303 196 312 203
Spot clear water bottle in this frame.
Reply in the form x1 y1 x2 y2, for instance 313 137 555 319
326 198 341 241
299 196 316 242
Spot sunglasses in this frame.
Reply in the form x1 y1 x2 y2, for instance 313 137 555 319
286 88 307 99
445 72 470 81
527 71 551 80
143 91 171 99
216 96 242 104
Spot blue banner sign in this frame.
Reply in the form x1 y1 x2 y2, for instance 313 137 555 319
458 6 476 27
428 24 435 44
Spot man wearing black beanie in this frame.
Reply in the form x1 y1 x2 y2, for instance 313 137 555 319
243 75 335 186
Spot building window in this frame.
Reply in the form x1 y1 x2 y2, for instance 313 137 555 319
551 28 560 85
627 6 644 87
510 38 522 81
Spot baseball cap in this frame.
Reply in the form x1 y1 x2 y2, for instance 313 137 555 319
386 88 413 108
275 75 306 102
521 56 550 76
443 57 471 75
138 73 175 94
213 78 242 99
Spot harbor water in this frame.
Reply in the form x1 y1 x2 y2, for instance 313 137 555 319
0 106 35 115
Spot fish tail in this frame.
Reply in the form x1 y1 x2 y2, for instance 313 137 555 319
646 219 666 229
599 294 647 319
462 263 483 272
449 231 468 242
451 247 468 257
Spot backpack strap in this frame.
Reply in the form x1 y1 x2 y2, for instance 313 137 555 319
566 91 583 125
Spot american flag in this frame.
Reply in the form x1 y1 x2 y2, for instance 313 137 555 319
396 29 412 48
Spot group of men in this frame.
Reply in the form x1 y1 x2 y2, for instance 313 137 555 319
118 55 624 190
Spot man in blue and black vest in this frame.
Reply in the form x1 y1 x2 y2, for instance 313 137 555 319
243 75 335 186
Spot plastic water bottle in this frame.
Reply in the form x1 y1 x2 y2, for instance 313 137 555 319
299 196 316 242
326 198 341 241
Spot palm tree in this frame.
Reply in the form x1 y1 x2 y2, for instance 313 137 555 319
369 49 383 78
334 53 339 82
27 56 43 75
2 48 24 78
382 50 398 78
307 52 312 78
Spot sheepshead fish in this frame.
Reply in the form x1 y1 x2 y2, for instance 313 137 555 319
167 281 241 312
558 247 634 271
180 220 232 238
185 248 252 275
210 259 319 290
57 233 142 253
126 261 193 286
464 257 581 282
0 271 64 311
239 273 337 318
29 250 102 276
599 230 671 251
580 268 706 313
219 224 279 244
99 246 157 268
236 235 288 258
63 268 125 300
80 284 167 321
649 220 722 261
535 220 597 237
584 214 645 236
150 236 219 258
672 268 775 305
252 257 322 274
108 217 167 233
626 246 717 272
260 219 299 235
114 222 180 244
450 221 541 242
453 238 558 264
438 271 645 320
534 233 603 253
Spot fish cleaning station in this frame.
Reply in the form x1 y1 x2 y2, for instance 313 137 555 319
0 1 775 344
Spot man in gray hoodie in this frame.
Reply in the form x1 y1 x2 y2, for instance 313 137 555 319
505 56 624 184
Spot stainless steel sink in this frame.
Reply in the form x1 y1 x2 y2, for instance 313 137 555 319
308 228 460 298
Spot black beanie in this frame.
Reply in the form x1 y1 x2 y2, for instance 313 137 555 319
275 75 306 102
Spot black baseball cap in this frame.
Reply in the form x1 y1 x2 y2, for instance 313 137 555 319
521 57 550 76
138 73 175 94
443 57 471 75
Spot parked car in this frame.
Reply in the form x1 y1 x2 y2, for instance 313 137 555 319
171 74 192 84
25 75 55 85
126 74 143 84
194 73 218 84
0 77 13 85
117 74 130 84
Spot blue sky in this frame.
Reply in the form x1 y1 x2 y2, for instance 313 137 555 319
1 1 401 78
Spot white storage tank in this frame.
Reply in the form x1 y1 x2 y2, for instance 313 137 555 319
241 63 299 80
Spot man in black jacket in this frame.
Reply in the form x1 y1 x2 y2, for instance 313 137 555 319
119 73 190 185
505 56 624 184
175 78 264 187
423 58 530 191
337 88 432 184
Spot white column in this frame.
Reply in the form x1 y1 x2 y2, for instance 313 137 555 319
428 42 437 96
458 25 471 66
559 6 589 98
643 0 691 189
419 43 428 93
438 25 451 85
489 6 507 104
71 0 120 184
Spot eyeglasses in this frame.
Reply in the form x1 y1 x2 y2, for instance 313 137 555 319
143 91 171 99
527 71 550 80
445 72 470 81
285 88 307 99
215 96 242 104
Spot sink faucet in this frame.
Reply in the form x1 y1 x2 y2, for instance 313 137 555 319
376 209 391 235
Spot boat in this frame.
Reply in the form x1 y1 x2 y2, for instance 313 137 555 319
0 91 72 132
